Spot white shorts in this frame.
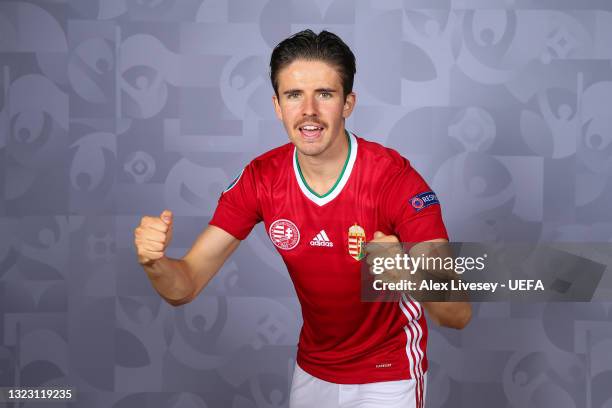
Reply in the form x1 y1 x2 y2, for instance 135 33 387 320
289 364 427 408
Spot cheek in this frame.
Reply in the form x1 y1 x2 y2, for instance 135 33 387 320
322 104 346 121
278 102 300 117
278 106 300 127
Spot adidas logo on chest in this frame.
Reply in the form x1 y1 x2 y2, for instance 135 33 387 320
310 230 334 247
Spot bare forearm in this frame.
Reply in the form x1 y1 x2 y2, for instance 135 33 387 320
422 301 472 329
142 256 195 306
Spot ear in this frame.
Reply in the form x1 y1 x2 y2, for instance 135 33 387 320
272 94 283 121
342 92 356 119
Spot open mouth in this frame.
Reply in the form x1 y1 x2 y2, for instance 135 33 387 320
298 124 324 139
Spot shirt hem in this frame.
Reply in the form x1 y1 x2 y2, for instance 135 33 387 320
296 356 428 385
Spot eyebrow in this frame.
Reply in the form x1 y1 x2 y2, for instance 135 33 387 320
282 88 338 95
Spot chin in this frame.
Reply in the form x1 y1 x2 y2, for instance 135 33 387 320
290 136 321 154
296 144 325 157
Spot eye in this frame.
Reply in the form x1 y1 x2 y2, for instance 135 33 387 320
319 92 332 99
286 92 300 99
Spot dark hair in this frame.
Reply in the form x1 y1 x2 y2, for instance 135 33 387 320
270 29 356 99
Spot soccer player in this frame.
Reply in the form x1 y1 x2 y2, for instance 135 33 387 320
134 30 471 408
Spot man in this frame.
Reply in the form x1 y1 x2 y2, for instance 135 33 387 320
134 30 471 408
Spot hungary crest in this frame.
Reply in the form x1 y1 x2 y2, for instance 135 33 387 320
348 223 366 260
269 219 300 250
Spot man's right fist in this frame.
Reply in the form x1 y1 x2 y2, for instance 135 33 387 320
134 209 174 265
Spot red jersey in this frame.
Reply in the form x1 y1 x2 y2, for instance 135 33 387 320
210 132 448 384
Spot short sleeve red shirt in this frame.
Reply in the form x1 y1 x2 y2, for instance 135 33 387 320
210 133 448 384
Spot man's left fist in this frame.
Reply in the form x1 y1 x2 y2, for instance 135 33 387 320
364 231 405 283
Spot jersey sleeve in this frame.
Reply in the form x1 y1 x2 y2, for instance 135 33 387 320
378 159 449 243
209 162 262 240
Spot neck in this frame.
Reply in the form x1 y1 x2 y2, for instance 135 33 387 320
297 129 349 192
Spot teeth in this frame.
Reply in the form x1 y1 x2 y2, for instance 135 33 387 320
302 126 321 131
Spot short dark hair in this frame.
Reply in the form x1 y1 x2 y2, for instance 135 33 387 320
269 29 356 99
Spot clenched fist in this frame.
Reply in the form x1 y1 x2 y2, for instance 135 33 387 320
364 231 405 283
134 209 173 265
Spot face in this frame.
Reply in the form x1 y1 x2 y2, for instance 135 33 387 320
273 59 356 158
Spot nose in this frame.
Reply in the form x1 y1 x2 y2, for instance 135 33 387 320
302 94 318 117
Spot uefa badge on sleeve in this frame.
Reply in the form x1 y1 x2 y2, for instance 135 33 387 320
348 223 366 261
409 191 439 212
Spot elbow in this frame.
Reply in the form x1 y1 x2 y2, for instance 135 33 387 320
433 302 472 330
166 299 186 307
446 303 472 330
164 294 194 307
424 301 473 330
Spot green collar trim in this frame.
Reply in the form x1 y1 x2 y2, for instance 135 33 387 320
294 130 351 198
292 130 358 207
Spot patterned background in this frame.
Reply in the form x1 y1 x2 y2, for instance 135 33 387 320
1 0 612 407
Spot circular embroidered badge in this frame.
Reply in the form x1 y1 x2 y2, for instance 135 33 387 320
269 219 300 250
410 197 424 210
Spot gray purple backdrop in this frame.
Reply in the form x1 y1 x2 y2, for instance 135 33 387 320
1 0 612 407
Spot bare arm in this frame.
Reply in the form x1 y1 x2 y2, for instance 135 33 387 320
411 239 472 330
145 226 239 306
366 234 472 330
135 210 240 306
421 301 471 330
